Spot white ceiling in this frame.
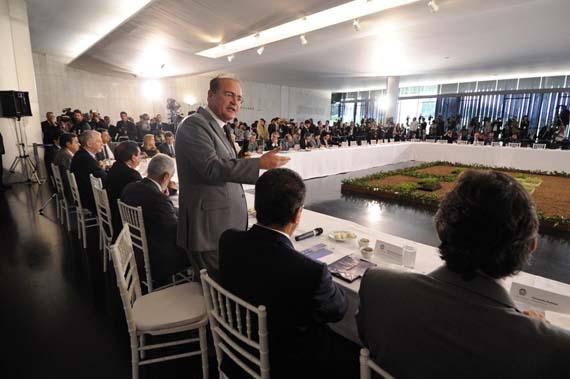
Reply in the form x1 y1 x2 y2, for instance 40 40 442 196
27 0 570 90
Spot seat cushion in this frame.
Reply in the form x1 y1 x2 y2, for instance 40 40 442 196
133 282 206 332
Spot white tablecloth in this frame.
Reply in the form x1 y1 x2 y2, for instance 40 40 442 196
244 193 570 344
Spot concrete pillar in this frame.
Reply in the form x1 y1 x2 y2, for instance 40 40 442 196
0 0 42 183
385 76 400 123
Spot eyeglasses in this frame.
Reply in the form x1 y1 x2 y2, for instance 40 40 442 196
223 91 244 105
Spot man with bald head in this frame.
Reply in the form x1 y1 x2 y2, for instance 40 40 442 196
176 74 290 278
70 130 107 213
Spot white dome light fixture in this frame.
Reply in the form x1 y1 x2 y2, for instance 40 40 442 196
227 54 234 62
300 34 308 45
257 46 265 55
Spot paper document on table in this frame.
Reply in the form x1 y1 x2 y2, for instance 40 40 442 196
510 282 570 314
300 243 333 261
546 311 570 330
374 240 403 265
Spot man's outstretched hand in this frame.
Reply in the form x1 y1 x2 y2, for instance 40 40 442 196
259 148 290 169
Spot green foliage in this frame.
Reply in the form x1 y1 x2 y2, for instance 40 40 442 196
418 177 442 191
450 168 466 175
394 182 418 192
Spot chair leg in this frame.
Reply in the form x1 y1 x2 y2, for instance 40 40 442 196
139 335 146 359
82 217 88 250
77 213 82 240
103 243 107 273
199 325 209 379
56 196 61 220
131 335 140 379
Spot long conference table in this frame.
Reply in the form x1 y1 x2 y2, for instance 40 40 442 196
136 142 570 343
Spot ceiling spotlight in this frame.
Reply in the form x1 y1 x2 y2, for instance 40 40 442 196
427 0 439 13
353 19 361 31
257 46 265 55
227 54 234 62
300 34 308 45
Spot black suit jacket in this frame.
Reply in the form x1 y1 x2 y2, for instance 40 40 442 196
0 131 4 155
121 178 189 286
44 144 60 178
106 161 142 239
219 225 348 379
158 142 175 157
70 148 107 212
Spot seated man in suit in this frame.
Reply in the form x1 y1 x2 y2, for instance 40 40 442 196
280 133 294 151
357 170 570 379
246 133 258 153
106 141 143 240
158 131 176 157
121 154 189 287
265 131 280 151
53 133 79 171
44 129 63 181
219 168 357 379
70 130 106 213
95 129 115 162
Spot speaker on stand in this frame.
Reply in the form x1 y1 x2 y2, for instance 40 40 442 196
0 90 41 185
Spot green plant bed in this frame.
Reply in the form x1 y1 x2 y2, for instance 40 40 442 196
341 161 570 235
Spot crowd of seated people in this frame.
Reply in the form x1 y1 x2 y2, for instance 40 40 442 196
40 103 570 378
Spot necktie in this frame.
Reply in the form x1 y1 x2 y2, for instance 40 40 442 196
223 125 236 155
103 145 108 159
170 144 174 157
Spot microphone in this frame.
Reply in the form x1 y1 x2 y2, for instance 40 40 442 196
295 227 324 242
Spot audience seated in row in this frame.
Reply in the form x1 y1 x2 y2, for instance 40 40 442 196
218 168 358 379
357 170 570 379
121 154 189 287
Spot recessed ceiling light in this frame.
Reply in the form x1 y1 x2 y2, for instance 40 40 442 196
227 54 234 62
196 0 420 59
300 35 308 45
257 46 265 55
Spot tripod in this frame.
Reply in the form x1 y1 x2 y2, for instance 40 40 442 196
8 117 41 185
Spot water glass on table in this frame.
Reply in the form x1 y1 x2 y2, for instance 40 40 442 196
402 243 417 269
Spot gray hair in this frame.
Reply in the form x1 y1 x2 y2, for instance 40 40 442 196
79 130 100 146
147 153 175 178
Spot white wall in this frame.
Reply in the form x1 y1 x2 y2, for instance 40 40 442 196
33 53 332 125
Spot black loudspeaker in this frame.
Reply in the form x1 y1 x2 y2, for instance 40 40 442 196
0 90 32 118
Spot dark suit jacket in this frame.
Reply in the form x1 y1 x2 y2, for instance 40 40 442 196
357 266 570 379
116 120 136 141
106 161 142 239
44 144 60 178
158 142 175 157
265 139 280 151
219 225 348 379
70 147 107 212
0 131 4 155
121 178 189 286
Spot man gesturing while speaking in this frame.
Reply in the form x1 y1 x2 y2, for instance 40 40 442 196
176 74 289 277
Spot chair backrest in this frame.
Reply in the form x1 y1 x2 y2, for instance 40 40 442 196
110 225 142 330
410 138 420 142
437 139 447 144
508 143 521 148
475 140 486 146
92 185 113 241
426 138 435 143
533 143 546 150
117 199 153 292
89 173 102 190
67 170 83 209
51 163 66 198
200 269 270 379
491 141 502 147
457 140 469 145
359 348 396 379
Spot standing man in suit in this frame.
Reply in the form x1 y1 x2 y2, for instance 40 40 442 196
219 168 356 379
158 131 176 157
121 154 189 287
116 112 135 141
0 130 10 191
70 109 91 135
175 74 289 278
41 112 61 145
357 170 570 379
70 130 106 213
106 141 142 240
44 129 63 180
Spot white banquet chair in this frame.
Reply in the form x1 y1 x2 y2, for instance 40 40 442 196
51 163 76 231
491 141 502 147
533 143 546 149
457 140 469 145
201 269 270 379
359 348 396 379
110 225 208 379
67 170 98 249
91 184 114 272
508 142 521 148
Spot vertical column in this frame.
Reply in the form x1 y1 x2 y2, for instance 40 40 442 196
0 0 42 182
385 76 400 123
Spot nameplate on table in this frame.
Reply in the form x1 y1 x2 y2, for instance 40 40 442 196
374 240 403 265
510 282 570 314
